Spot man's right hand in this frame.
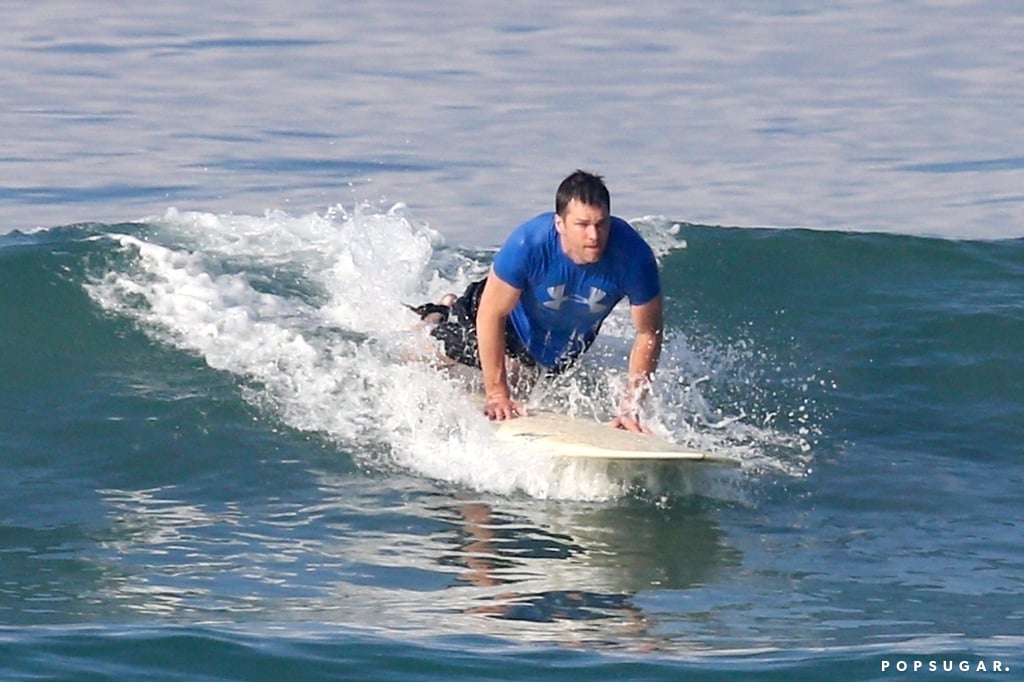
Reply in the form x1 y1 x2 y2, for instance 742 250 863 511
483 395 526 421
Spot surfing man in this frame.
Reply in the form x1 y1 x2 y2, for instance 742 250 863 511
413 170 663 433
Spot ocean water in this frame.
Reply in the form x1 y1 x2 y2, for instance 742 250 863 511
2 2 1022 681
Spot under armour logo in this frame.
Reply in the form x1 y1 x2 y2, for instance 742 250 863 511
543 285 568 310
580 287 609 314
542 284 609 314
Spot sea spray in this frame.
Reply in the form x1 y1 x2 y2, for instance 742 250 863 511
85 206 819 501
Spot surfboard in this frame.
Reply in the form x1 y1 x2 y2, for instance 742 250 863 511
492 411 737 465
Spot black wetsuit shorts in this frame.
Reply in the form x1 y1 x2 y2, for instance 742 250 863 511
411 278 536 369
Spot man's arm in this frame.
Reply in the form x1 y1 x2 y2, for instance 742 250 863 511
611 294 664 433
476 269 525 420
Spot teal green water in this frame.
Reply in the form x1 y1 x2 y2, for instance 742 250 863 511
5 1 1024 678
2 219 1021 680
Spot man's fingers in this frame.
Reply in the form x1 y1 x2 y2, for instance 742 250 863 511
483 399 524 421
611 416 647 434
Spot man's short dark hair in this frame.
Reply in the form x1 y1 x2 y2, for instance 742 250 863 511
555 170 611 216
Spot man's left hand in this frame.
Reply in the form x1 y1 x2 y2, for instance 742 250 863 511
610 415 649 434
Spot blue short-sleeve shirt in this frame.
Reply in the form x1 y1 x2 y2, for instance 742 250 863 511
492 212 660 368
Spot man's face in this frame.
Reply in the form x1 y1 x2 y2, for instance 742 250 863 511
554 199 610 265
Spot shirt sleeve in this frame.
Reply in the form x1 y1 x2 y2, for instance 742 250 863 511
619 221 661 306
492 214 547 289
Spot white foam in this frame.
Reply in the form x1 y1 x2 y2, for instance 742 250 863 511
86 206 815 501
